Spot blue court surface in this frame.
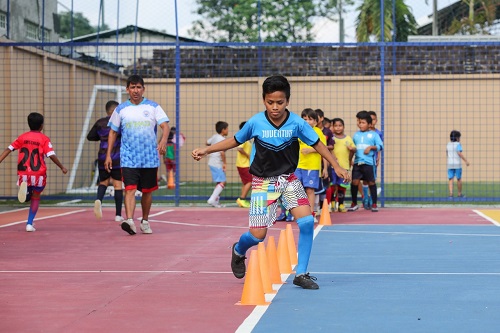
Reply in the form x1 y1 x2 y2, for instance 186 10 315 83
246 224 500 332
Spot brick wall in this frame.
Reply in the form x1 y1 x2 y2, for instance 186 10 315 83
124 45 500 78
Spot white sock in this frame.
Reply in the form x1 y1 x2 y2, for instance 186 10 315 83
209 183 224 202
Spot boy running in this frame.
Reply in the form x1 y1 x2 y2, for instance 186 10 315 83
192 75 350 289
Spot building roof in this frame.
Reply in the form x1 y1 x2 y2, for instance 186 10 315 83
417 0 500 35
65 25 202 43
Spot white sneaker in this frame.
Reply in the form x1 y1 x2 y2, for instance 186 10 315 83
26 224 36 232
121 219 137 235
18 181 27 203
93 200 102 219
140 220 153 234
114 216 124 222
207 199 222 208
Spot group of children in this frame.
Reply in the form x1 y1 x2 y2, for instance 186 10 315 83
0 74 471 292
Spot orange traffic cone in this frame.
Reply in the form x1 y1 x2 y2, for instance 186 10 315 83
319 198 332 225
167 171 175 189
258 242 276 294
266 236 283 285
276 229 292 274
285 224 298 266
237 250 270 305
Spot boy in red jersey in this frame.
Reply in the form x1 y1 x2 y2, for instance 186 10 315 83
0 112 67 232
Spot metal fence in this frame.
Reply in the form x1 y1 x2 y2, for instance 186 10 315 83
1 1 500 205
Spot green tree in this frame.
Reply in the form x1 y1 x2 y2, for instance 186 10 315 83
189 0 349 42
355 0 417 42
446 0 499 35
59 11 109 39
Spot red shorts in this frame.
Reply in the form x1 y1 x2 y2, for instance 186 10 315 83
237 167 252 185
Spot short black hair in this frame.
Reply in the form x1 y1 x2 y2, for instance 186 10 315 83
301 108 318 122
105 100 119 112
239 121 246 130
315 109 324 118
368 110 377 118
127 74 145 87
356 110 372 124
262 75 291 100
450 130 461 142
216 121 228 134
27 112 44 131
332 117 345 126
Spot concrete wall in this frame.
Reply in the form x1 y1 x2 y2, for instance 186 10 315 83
0 43 499 198
0 0 59 42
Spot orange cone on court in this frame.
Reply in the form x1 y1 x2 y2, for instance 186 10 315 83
285 224 298 266
266 236 283 285
237 250 270 306
167 171 175 189
276 229 292 274
258 242 276 294
319 198 332 225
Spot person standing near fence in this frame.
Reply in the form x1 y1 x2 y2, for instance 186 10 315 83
87 100 123 222
105 74 170 235
447 130 470 198
0 112 68 232
192 75 350 289
206 121 229 208
235 121 252 208
349 111 383 212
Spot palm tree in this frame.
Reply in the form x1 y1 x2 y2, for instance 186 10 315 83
355 0 418 42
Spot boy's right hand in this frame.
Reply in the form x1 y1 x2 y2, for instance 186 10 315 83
192 148 207 161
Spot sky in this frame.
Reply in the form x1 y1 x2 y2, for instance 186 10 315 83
57 0 460 42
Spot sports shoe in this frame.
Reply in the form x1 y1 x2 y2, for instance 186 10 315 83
140 220 153 234
93 200 102 219
121 219 137 235
286 212 294 222
115 216 124 222
348 203 359 212
231 242 246 279
371 204 379 212
236 198 250 208
276 211 286 221
207 199 222 208
18 181 27 203
338 204 347 213
293 273 319 290
26 224 36 232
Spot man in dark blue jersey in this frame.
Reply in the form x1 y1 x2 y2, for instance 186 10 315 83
192 75 350 290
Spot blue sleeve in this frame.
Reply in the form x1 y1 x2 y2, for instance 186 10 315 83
234 118 253 144
457 143 463 152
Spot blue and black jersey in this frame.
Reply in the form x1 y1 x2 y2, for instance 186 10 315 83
234 110 319 177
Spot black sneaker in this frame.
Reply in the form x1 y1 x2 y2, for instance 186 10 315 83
293 273 319 289
231 242 246 279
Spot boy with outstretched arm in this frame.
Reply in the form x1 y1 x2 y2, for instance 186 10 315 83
192 75 350 289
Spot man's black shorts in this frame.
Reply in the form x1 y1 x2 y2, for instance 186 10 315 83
121 167 158 193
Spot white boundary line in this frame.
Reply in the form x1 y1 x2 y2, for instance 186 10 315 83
473 209 500 227
0 209 87 227
321 229 500 237
0 207 29 214
235 225 324 333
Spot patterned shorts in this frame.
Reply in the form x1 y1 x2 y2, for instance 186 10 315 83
249 173 309 229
